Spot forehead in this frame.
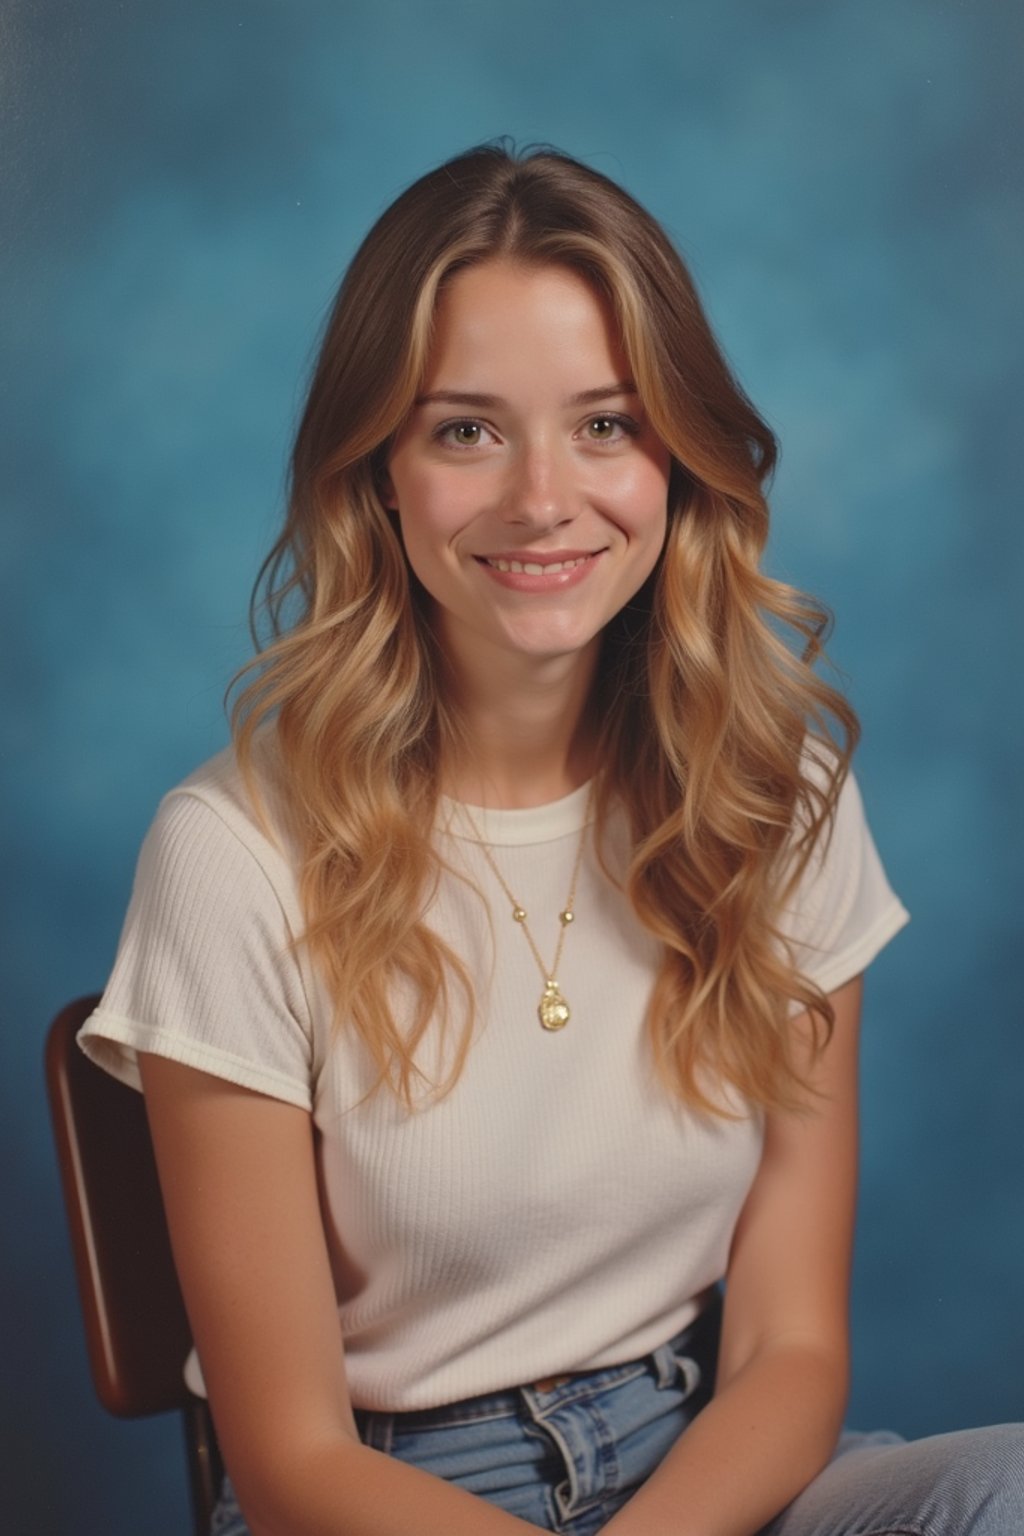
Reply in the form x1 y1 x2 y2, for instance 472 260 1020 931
423 260 628 387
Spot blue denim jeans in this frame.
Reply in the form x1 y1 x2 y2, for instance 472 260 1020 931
210 1300 1024 1535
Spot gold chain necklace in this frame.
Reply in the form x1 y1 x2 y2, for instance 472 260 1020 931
458 795 591 1032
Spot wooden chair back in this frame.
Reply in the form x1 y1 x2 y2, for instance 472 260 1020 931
45 995 222 1533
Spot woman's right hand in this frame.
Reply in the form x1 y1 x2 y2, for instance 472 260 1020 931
139 1053 536 1536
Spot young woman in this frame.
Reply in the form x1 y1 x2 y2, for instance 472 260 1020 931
80 144 1022 1536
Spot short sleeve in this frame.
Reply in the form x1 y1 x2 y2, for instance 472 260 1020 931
78 788 314 1109
777 768 910 997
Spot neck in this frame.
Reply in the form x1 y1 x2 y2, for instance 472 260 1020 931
439 638 600 809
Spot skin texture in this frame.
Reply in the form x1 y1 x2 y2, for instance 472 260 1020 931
386 260 671 672
384 259 671 807
138 261 859 1534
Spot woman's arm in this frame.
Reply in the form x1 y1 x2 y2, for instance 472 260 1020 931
605 973 863 1536
139 1054 539 1536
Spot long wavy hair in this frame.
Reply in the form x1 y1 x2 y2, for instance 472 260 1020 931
231 142 858 1115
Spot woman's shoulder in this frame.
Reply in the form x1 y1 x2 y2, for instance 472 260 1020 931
152 730 298 881
79 729 318 1105
165 728 283 822
128 732 308 969
780 743 910 995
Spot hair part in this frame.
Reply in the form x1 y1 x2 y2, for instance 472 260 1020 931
231 141 858 1115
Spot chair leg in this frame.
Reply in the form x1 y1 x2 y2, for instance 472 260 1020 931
182 1397 224 1536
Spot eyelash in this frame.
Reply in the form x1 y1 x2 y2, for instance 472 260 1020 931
583 413 640 443
434 419 497 450
432 413 641 450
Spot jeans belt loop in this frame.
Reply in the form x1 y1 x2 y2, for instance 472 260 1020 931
649 1339 703 1396
650 1340 680 1390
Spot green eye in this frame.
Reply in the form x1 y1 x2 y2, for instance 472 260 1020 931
441 421 483 447
588 417 616 439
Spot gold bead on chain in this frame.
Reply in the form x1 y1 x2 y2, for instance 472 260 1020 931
458 797 590 1031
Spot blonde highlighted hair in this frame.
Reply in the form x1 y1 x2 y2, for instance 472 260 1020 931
232 142 858 1114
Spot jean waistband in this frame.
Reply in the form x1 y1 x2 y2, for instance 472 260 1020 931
355 1288 722 1432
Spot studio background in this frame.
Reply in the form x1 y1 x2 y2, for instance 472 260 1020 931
4 2 1021 1532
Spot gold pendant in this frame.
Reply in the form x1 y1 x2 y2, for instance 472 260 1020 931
539 980 570 1031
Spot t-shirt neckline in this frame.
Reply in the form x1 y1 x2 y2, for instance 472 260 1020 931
440 780 594 846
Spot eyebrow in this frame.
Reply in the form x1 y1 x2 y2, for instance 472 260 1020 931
414 381 638 409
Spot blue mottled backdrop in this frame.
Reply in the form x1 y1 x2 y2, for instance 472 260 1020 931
4 1 1021 1531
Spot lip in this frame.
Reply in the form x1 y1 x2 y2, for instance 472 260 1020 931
474 549 605 593
478 548 600 566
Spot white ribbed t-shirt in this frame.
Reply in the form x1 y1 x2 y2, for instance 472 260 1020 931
79 745 908 1410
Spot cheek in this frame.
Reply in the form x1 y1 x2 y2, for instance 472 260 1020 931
394 477 469 579
624 468 670 583
399 471 488 557
605 458 670 536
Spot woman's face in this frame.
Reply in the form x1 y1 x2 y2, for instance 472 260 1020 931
384 259 671 680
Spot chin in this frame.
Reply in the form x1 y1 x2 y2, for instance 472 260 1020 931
501 629 601 663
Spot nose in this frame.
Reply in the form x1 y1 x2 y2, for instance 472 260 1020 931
498 438 577 530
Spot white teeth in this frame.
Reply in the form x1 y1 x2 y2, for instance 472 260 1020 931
486 556 588 574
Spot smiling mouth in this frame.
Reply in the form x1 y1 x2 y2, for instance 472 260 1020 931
479 554 595 575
